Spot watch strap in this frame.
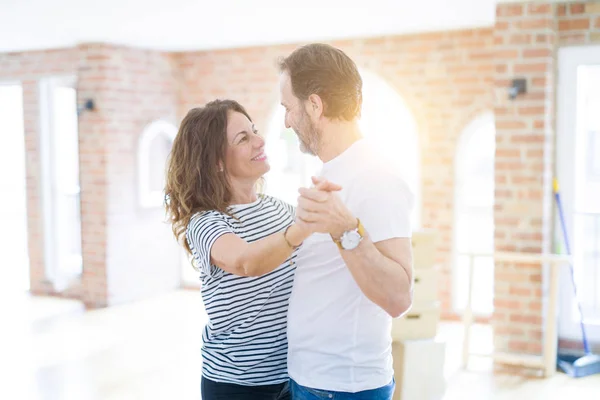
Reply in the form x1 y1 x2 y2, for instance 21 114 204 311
333 218 365 250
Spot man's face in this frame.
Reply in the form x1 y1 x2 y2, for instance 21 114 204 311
279 72 320 155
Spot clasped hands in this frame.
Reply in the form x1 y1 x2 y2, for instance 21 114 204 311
295 176 358 239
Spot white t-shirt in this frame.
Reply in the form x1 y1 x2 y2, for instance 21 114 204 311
287 138 414 392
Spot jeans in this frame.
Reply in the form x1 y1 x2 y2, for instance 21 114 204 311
289 379 395 400
201 376 290 400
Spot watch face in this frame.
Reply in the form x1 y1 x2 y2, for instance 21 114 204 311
341 230 361 250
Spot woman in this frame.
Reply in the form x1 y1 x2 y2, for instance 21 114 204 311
164 99 337 400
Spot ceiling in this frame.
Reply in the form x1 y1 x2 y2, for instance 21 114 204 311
0 0 497 53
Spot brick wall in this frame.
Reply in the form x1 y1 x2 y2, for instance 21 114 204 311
492 0 600 360
1 46 181 307
174 29 495 319
77 44 181 307
558 1 600 44
493 1 557 357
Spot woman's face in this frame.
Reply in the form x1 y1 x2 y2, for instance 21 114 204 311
223 111 270 182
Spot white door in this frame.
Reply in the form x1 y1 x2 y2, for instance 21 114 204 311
557 46 600 343
0 83 29 293
40 76 83 290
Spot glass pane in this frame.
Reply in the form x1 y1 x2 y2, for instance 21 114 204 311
52 86 82 277
54 88 79 191
472 256 494 315
454 255 494 315
148 134 172 193
573 212 600 319
454 120 495 314
456 211 494 254
0 84 29 292
457 126 495 208
576 66 600 213
581 65 600 131
455 255 470 311
589 131 600 176
574 65 600 320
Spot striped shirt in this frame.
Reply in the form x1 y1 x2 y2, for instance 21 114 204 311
186 194 296 385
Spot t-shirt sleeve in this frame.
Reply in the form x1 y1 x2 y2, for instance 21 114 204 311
266 195 296 222
186 212 233 278
352 172 414 243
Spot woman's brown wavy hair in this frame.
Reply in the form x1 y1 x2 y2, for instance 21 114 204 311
165 99 253 254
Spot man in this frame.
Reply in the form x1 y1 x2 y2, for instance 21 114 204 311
278 43 415 399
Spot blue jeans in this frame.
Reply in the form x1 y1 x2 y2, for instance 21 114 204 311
289 378 395 400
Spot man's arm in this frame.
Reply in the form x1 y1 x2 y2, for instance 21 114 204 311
338 233 413 318
296 177 413 317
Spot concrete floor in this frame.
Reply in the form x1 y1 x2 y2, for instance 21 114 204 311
2 290 599 400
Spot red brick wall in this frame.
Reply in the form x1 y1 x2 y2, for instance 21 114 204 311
492 0 600 360
493 1 557 357
1 46 181 307
557 1 600 44
174 29 495 318
77 44 181 307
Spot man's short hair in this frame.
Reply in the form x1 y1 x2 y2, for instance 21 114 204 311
279 43 363 121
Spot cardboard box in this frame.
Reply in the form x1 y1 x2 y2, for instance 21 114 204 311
412 267 438 306
391 303 440 341
411 230 436 269
392 339 446 400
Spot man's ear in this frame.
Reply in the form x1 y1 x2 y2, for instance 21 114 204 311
307 94 324 119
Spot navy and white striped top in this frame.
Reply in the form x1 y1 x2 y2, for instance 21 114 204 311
186 194 296 385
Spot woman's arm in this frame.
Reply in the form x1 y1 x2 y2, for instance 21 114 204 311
210 223 307 277
209 179 342 277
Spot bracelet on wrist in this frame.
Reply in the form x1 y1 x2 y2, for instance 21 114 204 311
283 225 302 249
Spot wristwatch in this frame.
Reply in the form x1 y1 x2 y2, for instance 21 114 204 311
332 218 365 251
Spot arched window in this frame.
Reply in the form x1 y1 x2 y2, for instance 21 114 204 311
138 120 177 208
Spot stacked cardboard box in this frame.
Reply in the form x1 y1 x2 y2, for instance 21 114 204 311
391 230 446 400
392 340 446 400
392 230 440 340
